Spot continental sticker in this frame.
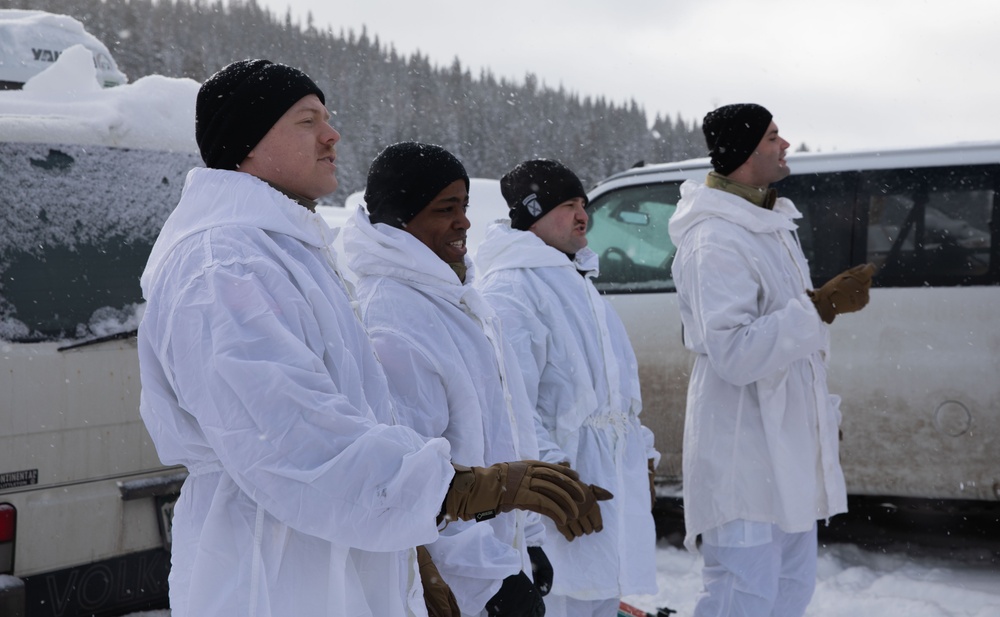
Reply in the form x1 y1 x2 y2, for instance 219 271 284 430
0 469 39 489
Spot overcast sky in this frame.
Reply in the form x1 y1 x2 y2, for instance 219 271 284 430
252 0 999 153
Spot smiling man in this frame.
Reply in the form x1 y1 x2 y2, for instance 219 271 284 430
475 159 660 617
668 103 875 617
345 142 584 617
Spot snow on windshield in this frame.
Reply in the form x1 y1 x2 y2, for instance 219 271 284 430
0 44 200 341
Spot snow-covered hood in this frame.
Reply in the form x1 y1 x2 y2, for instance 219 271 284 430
475 219 600 278
343 205 475 304
668 179 802 248
141 167 335 295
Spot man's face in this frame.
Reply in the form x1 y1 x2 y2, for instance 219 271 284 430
744 121 791 187
404 180 470 263
529 197 589 255
240 94 341 200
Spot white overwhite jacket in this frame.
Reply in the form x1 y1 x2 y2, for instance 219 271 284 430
474 221 659 601
668 179 848 551
138 168 454 617
344 207 544 615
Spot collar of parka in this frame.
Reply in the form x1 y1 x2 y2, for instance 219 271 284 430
266 180 318 212
705 171 777 210
448 261 467 284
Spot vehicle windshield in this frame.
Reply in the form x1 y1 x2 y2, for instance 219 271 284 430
586 182 680 293
0 142 200 342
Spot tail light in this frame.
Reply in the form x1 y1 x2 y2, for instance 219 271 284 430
0 503 15 574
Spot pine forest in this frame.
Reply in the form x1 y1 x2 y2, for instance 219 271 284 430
1 0 707 195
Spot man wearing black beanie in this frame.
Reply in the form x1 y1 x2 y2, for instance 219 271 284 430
667 105 875 617
363 141 469 230
475 161 660 617
195 59 326 174
501 159 589 233
139 64 603 617
345 142 568 617
702 102 775 176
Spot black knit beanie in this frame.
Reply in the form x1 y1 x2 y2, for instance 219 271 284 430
501 159 588 231
702 103 773 175
196 59 325 170
364 142 470 228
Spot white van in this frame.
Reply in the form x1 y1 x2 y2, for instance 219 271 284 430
0 19 198 616
583 142 1000 515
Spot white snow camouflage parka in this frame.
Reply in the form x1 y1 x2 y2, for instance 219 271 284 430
343 207 546 615
667 179 848 551
138 168 455 617
474 221 659 601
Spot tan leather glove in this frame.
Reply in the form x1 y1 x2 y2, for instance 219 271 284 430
648 458 657 512
807 263 876 324
441 461 586 526
417 545 460 617
554 483 614 541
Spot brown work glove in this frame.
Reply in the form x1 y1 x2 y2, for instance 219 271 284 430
807 263 876 324
648 458 657 511
554 482 614 542
417 545 460 617
441 461 586 526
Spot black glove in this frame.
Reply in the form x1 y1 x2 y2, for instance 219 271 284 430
527 546 553 596
648 458 657 511
485 571 545 617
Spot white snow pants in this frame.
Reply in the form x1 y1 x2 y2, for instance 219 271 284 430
693 521 817 617
543 594 620 617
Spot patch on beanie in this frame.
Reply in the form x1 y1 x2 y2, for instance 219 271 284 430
522 194 543 218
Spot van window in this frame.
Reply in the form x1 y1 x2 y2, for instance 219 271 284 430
859 165 996 287
0 142 200 341
775 171 860 286
586 182 681 292
775 164 998 288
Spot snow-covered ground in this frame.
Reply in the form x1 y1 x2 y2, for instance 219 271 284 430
123 541 1000 617
627 542 1000 617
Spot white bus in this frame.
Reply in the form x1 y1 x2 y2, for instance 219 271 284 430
583 142 1000 520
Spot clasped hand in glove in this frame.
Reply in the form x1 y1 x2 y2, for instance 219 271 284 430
553 480 613 542
441 461 612 541
548 461 615 542
807 263 876 324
